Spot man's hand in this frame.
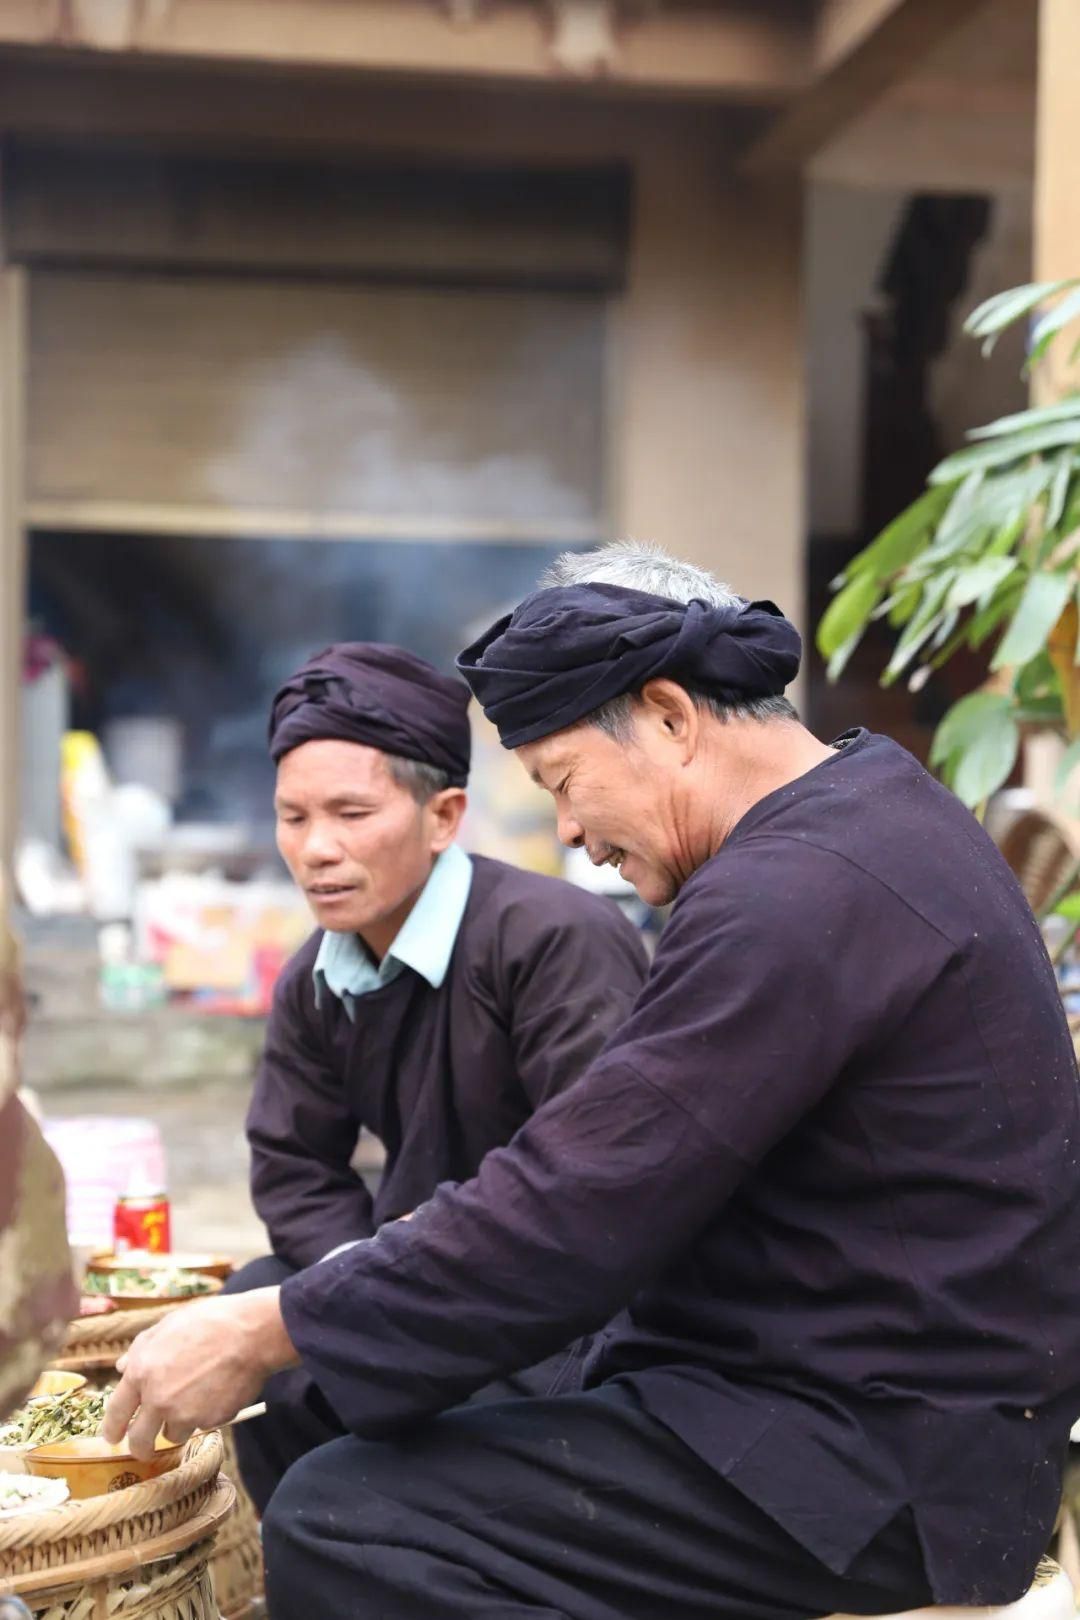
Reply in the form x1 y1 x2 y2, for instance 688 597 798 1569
102 1286 300 1459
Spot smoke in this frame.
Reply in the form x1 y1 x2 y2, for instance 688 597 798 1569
31 298 606 828
202 320 601 525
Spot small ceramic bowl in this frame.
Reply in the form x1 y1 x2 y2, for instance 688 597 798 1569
24 1434 184 1498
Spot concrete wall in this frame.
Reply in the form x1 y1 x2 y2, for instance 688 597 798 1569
805 182 906 537
619 145 804 620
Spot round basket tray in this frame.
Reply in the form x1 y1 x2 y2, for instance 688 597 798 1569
1 1476 234 1618
0 1431 224 1586
209 1430 263 1620
50 1303 263 1617
52 1303 183 1375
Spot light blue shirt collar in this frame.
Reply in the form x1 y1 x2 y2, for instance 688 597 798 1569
313 845 473 1020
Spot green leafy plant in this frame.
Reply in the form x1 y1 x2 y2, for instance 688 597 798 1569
817 277 1080 812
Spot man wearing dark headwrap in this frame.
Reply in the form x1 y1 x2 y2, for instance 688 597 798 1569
219 640 648 1511
106 550 1080 1620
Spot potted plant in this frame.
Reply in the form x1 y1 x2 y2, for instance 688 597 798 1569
818 277 1080 813
817 279 1080 953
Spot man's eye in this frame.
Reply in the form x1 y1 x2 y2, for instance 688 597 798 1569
279 815 304 827
340 811 369 821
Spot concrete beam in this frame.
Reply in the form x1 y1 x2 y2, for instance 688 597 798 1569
0 54 741 167
811 77 1035 194
0 0 810 103
812 0 904 74
742 0 996 174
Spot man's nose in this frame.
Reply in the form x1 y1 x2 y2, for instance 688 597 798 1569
301 821 343 864
555 807 586 849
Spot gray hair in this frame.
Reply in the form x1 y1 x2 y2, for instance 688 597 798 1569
540 541 797 738
385 755 454 805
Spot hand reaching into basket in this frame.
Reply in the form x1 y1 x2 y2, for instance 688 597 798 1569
101 1285 301 1459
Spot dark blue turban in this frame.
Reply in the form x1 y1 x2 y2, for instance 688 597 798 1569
269 642 472 785
456 583 801 748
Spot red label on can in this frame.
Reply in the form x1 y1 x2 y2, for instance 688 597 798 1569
113 1196 171 1254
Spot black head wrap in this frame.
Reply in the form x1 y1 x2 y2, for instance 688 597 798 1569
456 583 800 748
269 642 471 784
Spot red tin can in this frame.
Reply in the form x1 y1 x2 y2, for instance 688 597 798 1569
113 1192 171 1254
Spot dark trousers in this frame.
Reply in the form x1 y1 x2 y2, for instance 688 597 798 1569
225 1255 594 1515
261 1382 933 1620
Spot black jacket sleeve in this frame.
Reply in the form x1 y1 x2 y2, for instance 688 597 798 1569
497 885 649 1110
247 948 375 1270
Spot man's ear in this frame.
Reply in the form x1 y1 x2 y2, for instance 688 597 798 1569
637 680 700 760
427 788 467 853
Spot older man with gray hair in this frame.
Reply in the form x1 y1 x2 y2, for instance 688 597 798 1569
105 543 1080 1620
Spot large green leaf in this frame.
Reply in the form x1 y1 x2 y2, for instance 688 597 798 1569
929 608 960 654
964 279 1080 352
978 516 1027 565
915 467 1049 575
1013 654 1061 729
920 619 978 674
932 469 984 536
945 556 1017 610
968 395 1080 441
816 572 881 658
825 626 864 682
992 462 1056 529
886 582 922 628
965 279 1078 334
883 573 954 683
950 710 1020 807
929 689 1013 766
990 569 1075 671
966 579 1025 649
841 484 952 584
1030 286 1080 363
930 420 1080 484
1046 448 1076 530
911 473 995 569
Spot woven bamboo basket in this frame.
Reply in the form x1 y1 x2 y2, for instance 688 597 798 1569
208 1431 262 1620
0 1431 232 1618
999 807 1080 917
50 1310 264 1618
51 1306 180 1376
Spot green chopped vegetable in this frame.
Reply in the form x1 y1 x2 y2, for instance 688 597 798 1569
0 1386 113 1448
83 1267 214 1299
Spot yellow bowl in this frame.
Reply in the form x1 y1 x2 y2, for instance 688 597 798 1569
28 1371 87 1402
0 1373 92 1472
24 1434 184 1498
